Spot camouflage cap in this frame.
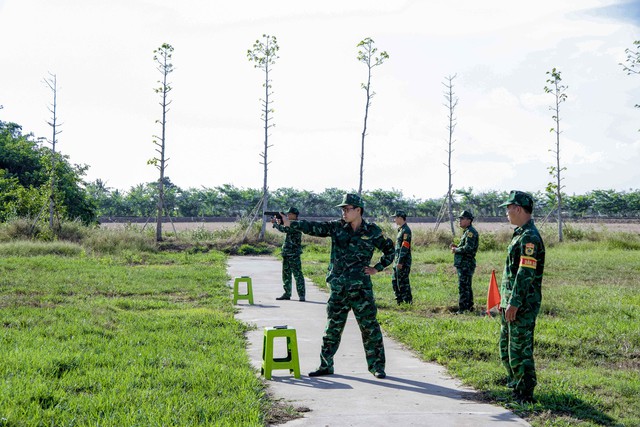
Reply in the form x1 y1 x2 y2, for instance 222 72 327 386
336 193 364 208
457 210 474 220
285 206 299 215
392 210 407 219
499 190 534 210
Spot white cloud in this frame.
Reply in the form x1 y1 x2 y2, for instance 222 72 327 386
0 0 639 200
520 92 550 110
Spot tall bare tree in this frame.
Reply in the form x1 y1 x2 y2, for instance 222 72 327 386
356 37 389 196
43 72 63 229
620 40 640 130
443 74 458 236
149 43 174 242
247 34 279 240
544 68 568 242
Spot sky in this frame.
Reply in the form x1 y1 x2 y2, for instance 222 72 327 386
1 0 639 200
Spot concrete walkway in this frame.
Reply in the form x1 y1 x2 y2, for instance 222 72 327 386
228 256 529 427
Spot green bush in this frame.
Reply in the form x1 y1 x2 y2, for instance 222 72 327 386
55 220 90 243
478 232 500 251
189 225 217 241
0 218 91 243
562 224 585 241
0 218 40 241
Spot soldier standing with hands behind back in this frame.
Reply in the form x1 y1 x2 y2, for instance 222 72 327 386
391 210 413 304
450 210 479 314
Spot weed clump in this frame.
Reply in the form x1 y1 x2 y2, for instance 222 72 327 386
0 218 94 243
237 243 272 255
0 240 83 257
83 228 157 254
0 218 43 241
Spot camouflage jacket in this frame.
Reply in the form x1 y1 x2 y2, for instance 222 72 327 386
500 219 545 314
453 225 479 268
273 222 303 257
288 219 395 290
394 223 412 266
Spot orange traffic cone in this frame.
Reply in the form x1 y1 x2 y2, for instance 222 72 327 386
487 269 501 316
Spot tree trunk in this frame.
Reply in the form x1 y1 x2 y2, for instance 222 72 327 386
444 75 457 236
259 48 271 241
44 73 60 230
555 81 563 242
359 66 371 196
156 55 169 242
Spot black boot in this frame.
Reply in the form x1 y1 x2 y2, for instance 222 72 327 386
308 367 333 377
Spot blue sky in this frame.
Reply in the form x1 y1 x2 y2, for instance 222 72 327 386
1 0 639 199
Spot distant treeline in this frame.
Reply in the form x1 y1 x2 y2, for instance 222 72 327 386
3 119 640 224
87 180 640 219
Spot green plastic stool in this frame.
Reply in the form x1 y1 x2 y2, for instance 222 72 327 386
261 326 301 380
233 276 254 305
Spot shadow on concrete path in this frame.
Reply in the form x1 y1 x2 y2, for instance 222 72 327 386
228 255 529 427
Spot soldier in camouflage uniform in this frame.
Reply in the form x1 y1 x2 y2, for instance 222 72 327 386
272 207 306 302
280 193 394 379
498 190 545 404
391 210 413 304
450 210 479 313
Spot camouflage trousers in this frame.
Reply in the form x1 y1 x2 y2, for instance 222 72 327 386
392 263 413 304
499 310 538 398
318 287 385 373
456 264 475 311
282 255 305 298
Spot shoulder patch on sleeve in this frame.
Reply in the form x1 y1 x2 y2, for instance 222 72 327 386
524 242 535 256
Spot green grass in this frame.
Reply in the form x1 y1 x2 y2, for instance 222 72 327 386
301 241 640 427
1 222 639 426
0 249 270 426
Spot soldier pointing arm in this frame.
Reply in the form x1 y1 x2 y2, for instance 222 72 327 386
280 193 394 379
272 207 306 301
